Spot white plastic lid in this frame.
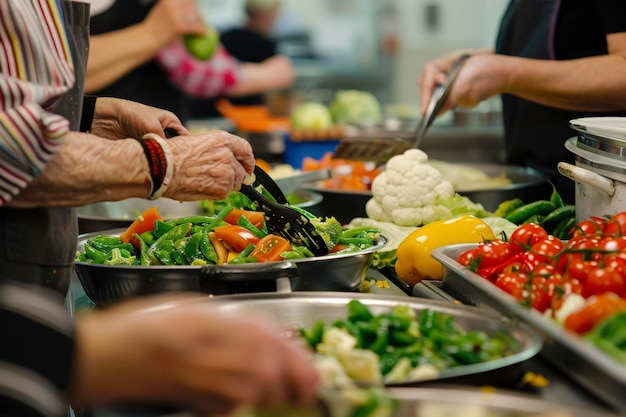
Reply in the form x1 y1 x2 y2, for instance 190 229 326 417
570 117 626 142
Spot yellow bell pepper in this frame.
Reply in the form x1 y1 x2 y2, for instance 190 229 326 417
394 215 494 285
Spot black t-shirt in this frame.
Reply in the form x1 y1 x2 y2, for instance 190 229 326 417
89 0 190 122
495 0 626 203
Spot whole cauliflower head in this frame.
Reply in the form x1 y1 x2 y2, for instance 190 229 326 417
366 149 455 227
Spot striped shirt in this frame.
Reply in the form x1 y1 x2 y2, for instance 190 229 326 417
0 283 74 417
0 0 75 206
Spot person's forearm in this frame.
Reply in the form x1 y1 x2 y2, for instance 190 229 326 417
85 24 170 93
503 53 626 112
7 133 151 207
227 55 295 96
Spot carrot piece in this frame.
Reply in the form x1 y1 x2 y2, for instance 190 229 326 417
120 206 163 247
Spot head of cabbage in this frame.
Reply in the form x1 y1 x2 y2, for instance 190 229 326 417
290 102 333 130
330 90 382 126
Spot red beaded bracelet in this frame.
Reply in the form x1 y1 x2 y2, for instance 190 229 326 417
135 133 174 199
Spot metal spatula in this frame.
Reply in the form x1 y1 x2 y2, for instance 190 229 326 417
333 54 469 165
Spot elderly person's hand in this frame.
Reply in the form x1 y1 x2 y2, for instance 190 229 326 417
70 295 320 416
89 97 190 139
164 130 256 200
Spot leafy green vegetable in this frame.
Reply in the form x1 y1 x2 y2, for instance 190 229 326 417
330 90 382 125
290 102 333 130
310 216 343 250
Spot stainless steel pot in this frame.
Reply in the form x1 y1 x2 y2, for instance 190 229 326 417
74 228 387 306
558 135 626 221
76 189 322 234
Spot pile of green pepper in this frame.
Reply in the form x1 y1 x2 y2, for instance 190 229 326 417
301 300 517 378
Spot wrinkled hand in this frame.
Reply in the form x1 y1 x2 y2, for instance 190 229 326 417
89 97 190 139
418 49 503 115
142 0 207 45
72 295 320 415
165 130 256 200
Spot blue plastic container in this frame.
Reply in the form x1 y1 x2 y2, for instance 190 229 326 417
283 134 340 169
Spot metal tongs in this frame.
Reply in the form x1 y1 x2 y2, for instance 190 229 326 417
240 166 329 256
332 54 469 165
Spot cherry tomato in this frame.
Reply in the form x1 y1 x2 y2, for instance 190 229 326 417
457 248 479 268
530 236 565 265
529 275 559 313
584 267 626 297
563 257 599 285
603 212 626 236
495 271 528 300
571 219 604 238
213 225 260 252
509 223 549 254
599 236 626 254
474 240 512 268
250 234 291 262
603 254 626 276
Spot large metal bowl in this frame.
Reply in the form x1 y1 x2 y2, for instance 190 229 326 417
304 164 549 224
207 292 542 388
74 229 387 306
76 189 323 234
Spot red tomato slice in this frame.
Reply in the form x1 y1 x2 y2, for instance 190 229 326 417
250 234 291 262
224 209 265 229
213 225 260 252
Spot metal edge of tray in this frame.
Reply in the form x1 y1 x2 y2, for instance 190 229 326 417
431 244 626 412
207 291 543 387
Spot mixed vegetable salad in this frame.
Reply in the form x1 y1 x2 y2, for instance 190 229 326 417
456 211 626 364
76 192 383 266
300 300 517 388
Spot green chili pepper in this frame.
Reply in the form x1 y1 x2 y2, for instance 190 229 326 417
87 239 134 254
199 233 217 264
92 235 124 246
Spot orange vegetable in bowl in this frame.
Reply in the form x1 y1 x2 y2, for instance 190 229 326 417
119 206 163 251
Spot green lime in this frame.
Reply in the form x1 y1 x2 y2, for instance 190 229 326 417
183 27 219 61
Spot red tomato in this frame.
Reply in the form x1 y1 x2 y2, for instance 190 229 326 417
224 209 265 229
603 254 626 276
457 248 479 268
564 257 599 285
571 219 604 238
250 234 291 262
599 236 626 254
530 275 559 313
509 223 549 254
584 267 626 297
474 240 512 268
330 244 349 253
495 271 528 300
603 212 626 236
213 225 260 252
529 236 564 265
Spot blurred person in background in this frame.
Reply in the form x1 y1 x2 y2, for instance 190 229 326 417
1 1 317 415
418 0 626 203
85 0 294 123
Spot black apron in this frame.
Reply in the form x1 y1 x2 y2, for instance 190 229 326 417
495 0 576 203
0 1 90 300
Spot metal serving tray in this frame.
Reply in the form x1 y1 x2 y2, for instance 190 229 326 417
432 244 626 412
209 292 542 388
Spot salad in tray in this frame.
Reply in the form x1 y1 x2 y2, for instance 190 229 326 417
455 211 626 365
76 191 383 266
